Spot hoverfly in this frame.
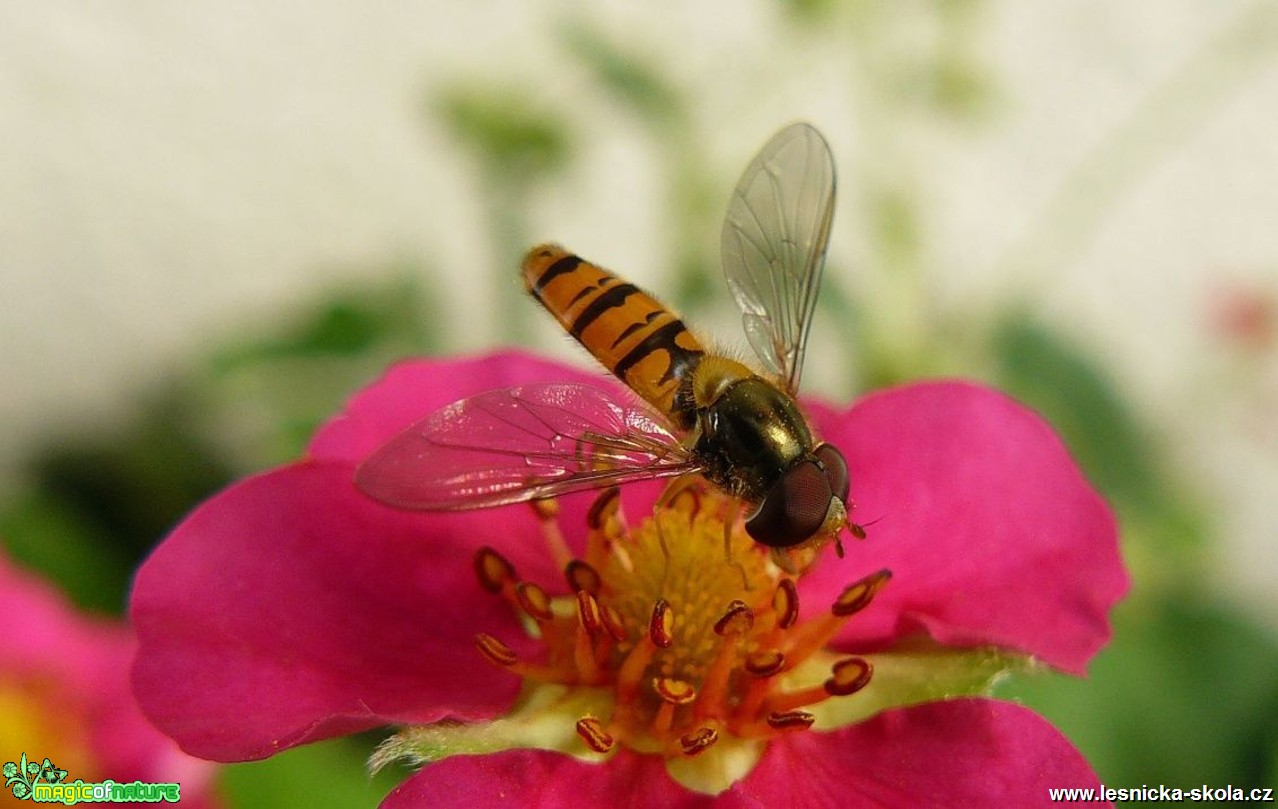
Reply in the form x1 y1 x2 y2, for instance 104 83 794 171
357 123 860 566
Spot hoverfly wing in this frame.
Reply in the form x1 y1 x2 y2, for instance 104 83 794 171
721 122 836 394
355 382 700 510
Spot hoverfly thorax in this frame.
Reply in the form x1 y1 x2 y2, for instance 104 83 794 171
692 375 812 497
356 122 861 560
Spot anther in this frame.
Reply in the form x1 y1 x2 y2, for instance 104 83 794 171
823 657 873 696
766 710 816 731
649 599 675 648
773 579 800 629
586 487 622 529
474 633 518 667
679 727 718 756
565 559 602 594
515 582 554 622
744 649 786 677
577 591 602 634
654 677 697 705
832 569 892 617
600 605 629 642
530 497 559 520
473 547 516 594
713 600 754 636
575 717 615 754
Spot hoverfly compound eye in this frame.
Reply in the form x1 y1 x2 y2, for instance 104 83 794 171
813 443 850 504
745 460 832 548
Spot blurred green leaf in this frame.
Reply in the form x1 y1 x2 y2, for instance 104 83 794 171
991 313 1204 523
560 24 683 124
215 270 435 369
1 390 235 613
220 736 400 809
930 54 992 117
778 0 844 24
1 490 134 615
201 271 440 468
437 87 571 183
1001 598 1278 798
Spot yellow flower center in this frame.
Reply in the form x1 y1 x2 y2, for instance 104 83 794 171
0 676 94 781
472 483 891 771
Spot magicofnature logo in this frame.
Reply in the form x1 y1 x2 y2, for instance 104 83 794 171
4 753 180 804
4 753 67 800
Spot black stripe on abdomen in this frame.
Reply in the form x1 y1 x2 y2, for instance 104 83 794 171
613 319 704 386
530 254 582 297
569 282 639 339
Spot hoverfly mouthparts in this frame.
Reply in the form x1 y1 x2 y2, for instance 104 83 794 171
356 122 862 560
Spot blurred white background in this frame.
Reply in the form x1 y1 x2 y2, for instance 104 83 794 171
3 1 1276 621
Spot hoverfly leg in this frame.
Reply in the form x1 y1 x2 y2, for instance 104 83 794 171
654 472 705 587
653 509 673 587
654 474 701 509
720 497 754 592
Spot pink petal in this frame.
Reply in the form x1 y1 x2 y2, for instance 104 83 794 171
380 750 702 809
310 351 616 464
131 461 545 762
804 381 1126 674
1 555 220 804
726 698 1106 808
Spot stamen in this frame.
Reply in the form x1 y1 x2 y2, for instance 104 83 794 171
474 633 517 667
652 678 696 736
515 582 553 622
614 632 658 703
577 591 602 634
744 650 786 677
679 726 718 756
586 487 622 530
531 498 572 569
773 579 799 629
832 569 892 617
824 657 873 696
649 599 675 648
712 600 754 636
473 547 516 594
698 601 755 721
566 560 602 594
576 717 616 754
654 677 697 705
765 710 815 732
530 497 559 520
573 594 604 683
599 604 628 641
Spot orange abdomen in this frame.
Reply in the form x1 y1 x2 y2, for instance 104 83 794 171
522 244 705 423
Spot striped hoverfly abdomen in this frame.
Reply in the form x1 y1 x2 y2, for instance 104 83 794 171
522 244 707 428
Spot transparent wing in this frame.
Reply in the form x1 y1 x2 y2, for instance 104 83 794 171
355 383 701 510
721 122 836 394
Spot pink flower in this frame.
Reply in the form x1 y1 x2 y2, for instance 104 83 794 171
130 351 1127 807
1 551 220 806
